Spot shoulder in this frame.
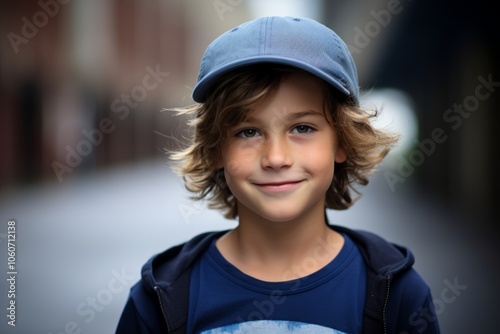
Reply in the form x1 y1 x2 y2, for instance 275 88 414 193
331 225 415 275
116 279 167 333
388 268 440 333
332 226 440 333
116 230 228 333
137 230 228 287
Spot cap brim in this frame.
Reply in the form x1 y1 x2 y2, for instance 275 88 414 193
192 56 351 103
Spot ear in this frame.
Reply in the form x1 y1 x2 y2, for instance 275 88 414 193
334 146 347 163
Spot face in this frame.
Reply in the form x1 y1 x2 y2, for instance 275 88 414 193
220 71 346 223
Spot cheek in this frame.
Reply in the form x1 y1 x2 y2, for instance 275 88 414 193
223 151 254 201
301 137 337 174
223 143 258 178
303 149 335 180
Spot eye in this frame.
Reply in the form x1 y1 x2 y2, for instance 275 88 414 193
292 125 314 134
236 128 261 138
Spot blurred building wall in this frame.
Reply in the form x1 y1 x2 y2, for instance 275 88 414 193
0 0 193 187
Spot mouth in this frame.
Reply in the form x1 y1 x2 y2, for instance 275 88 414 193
253 180 304 193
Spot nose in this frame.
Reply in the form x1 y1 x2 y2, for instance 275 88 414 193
261 135 293 170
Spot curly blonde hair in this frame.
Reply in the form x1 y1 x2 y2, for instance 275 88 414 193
169 65 398 219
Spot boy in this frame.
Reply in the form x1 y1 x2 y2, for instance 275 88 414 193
116 16 440 333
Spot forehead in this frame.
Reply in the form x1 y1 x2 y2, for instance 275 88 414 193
211 67 337 132
243 71 329 121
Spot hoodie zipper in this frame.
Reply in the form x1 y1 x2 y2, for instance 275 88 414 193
154 286 172 333
382 275 392 334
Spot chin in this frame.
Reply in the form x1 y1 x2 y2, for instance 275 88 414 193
253 204 309 223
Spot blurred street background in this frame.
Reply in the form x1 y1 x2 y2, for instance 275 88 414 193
0 0 498 333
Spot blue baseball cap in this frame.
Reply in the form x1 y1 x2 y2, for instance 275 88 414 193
192 16 359 104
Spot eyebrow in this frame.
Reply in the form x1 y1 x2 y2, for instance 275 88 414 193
287 109 325 121
243 109 325 124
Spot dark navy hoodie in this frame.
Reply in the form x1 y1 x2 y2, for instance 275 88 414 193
116 225 440 333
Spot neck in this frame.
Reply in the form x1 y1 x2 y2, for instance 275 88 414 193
216 205 344 282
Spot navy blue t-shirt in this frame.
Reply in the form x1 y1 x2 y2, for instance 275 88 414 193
187 233 366 333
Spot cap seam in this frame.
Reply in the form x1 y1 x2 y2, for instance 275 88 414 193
264 16 273 56
259 17 265 55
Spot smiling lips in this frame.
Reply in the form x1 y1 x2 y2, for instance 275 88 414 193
253 180 304 193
